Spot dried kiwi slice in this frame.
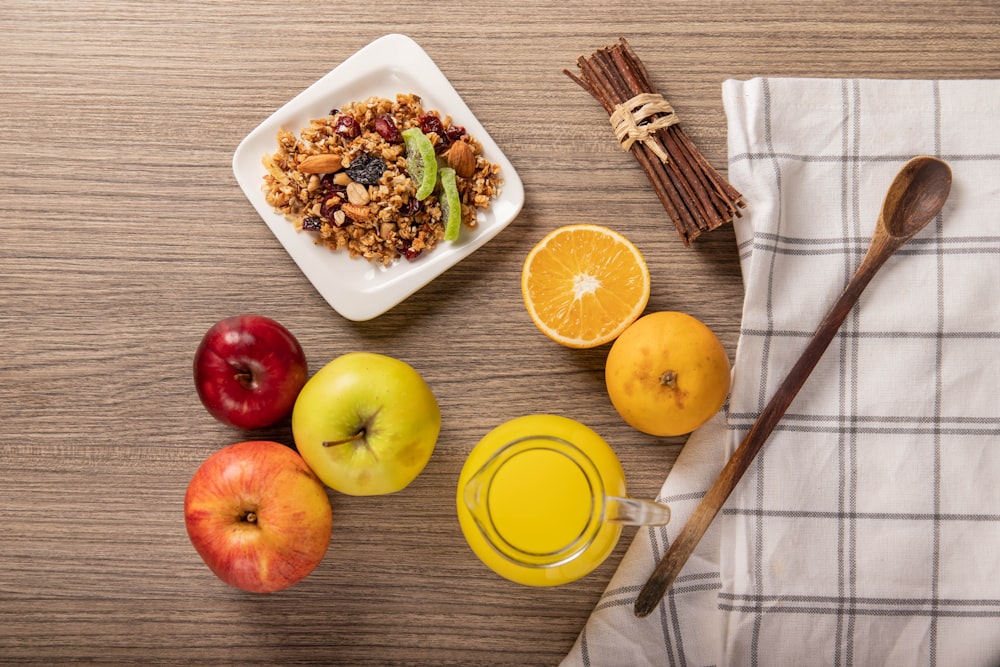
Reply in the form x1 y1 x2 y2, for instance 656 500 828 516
402 127 437 200
439 167 462 241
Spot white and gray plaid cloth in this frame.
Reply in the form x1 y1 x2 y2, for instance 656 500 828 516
564 78 1000 666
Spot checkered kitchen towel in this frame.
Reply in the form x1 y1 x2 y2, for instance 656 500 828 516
564 78 1000 666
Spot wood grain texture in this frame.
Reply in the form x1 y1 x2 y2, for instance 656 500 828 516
1 1 998 664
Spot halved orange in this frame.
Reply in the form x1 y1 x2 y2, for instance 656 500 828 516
521 224 650 348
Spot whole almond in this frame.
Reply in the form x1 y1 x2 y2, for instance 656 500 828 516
298 154 343 174
444 140 476 179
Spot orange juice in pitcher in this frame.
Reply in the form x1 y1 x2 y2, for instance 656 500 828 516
456 414 671 586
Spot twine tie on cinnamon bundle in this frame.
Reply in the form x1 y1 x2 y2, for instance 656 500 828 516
609 93 678 162
565 37 745 245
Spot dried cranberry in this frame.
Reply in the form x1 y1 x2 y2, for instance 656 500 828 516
345 153 386 186
333 115 361 139
418 113 445 137
302 216 323 231
404 197 422 216
445 125 467 142
418 113 451 152
319 196 341 219
320 175 347 195
399 240 422 261
374 114 401 143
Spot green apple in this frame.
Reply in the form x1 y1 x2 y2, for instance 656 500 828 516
292 352 441 496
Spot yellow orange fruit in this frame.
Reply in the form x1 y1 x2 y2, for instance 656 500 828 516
521 224 650 349
605 311 730 437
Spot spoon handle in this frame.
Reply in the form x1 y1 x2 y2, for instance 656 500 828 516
633 233 897 618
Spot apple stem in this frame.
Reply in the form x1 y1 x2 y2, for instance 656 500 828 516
322 430 366 448
233 368 255 390
241 511 258 524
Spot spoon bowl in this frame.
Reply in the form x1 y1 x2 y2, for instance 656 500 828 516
881 155 953 240
634 156 953 618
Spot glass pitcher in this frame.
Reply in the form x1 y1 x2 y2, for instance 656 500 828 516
456 414 671 586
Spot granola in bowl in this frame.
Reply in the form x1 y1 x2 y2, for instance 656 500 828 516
262 93 502 266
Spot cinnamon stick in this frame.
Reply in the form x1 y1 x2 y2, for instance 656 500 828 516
573 56 696 234
565 38 745 245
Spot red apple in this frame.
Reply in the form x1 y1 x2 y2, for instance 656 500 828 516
193 314 308 430
184 440 333 593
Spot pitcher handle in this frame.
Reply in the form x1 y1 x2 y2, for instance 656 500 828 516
605 496 671 526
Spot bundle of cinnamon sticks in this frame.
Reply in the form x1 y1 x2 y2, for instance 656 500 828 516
565 38 745 246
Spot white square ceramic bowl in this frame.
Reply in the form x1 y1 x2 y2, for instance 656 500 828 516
233 34 525 321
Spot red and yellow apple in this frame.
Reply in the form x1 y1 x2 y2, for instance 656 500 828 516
193 315 308 430
292 352 441 496
183 440 332 593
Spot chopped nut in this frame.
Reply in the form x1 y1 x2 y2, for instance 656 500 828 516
298 154 343 174
341 202 372 221
380 221 395 239
346 182 371 206
262 154 290 185
444 140 476 178
333 172 352 186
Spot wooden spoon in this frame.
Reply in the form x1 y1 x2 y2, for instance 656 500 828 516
634 155 953 618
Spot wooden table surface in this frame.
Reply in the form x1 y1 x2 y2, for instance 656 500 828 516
3 1 998 664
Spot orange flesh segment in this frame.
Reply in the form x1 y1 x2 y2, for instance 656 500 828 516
522 224 650 348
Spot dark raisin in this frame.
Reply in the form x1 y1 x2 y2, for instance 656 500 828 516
404 197 422 216
302 216 323 231
374 114 401 143
345 153 386 186
333 115 361 139
445 125 467 142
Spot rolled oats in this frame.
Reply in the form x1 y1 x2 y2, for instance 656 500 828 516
262 93 502 265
